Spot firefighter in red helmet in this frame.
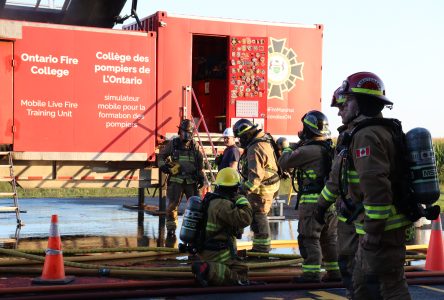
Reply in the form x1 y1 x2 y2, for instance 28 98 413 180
158 119 205 236
314 72 412 299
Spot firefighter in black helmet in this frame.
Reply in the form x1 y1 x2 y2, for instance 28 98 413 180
232 119 280 253
158 119 205 236
191 167 253 287
278 110 339 283
314 72 412 299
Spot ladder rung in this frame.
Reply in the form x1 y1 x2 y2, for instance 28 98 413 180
0 151 10 155
0 164 12 168
0 206 18 212
0 178 12 182
0 192 15 196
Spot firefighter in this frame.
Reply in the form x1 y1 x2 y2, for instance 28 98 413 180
232 119 280 253
278 111 340 283
314 72 412 299
158 119 205 236
323 87 360 298
191 167 253 286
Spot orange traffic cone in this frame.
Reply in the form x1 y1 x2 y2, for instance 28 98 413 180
32 215 75 284
425 215 444 271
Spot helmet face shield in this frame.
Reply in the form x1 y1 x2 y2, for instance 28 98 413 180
331 87 346 107
180 130 193 141
178 119 195 141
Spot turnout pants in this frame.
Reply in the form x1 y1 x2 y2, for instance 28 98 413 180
248 193 274 253
337 219 359 298
298 203 338 276
166 181 198 231
353 227 411 300
201 249 249 286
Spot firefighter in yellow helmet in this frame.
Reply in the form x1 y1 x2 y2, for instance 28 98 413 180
157 119 205 236
191 167 253 286
278 110 340 283
314 72 412 299
232 119 280 253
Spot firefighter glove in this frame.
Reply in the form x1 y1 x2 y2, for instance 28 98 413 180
160 165 172 174
313 205 327 225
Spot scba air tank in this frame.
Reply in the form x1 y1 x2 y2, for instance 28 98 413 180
405 127 440 204
179 196 203 243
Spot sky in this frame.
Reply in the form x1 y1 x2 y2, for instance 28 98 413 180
115 0 444 137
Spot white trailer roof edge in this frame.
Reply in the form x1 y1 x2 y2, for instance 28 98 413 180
0 19 149 37
167 13 319 29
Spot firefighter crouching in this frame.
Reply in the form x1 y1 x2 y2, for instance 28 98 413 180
278 111 340 283
157 119 205 236
314 72 412 299
191 167 253 286
233 119 280 253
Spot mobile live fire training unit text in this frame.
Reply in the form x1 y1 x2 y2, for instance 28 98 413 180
0 11 323 189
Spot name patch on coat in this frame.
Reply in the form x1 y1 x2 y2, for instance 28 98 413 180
355 146 370 158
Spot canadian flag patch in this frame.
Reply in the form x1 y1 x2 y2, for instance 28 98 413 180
355 146 370 158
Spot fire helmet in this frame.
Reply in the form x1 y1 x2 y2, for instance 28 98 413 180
178 119 195 133
331 86 346 107
232 119 259 148
215 167 241 187
339 72 393 106
178 119 195 141
301 110 331 138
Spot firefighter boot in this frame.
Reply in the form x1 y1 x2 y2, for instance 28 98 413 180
292 272 321 283
191 261 209 287
321 270 342 282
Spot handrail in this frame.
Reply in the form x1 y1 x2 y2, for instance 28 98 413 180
187 88 217 184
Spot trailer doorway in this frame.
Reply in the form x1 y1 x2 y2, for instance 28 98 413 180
192 35 228 133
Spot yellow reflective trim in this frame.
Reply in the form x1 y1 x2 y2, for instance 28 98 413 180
283 148 293 154
321 187 337 203
214 250 231 263
206 222 218 232
303 264 321 272
324 261 339 271
169 177 184 183
338 215 347 222
351 87 383 96
253 237 271 246
303 118 318 129
217 264 226 280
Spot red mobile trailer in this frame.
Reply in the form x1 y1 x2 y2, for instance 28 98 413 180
124 11 323 141
0 12 323 189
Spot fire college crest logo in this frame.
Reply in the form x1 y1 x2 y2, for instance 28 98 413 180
268 38 304 99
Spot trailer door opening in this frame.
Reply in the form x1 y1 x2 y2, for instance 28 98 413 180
192 35 228 133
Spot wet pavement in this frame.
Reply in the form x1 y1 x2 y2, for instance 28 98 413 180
0 196 439 251
0 196 302 252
